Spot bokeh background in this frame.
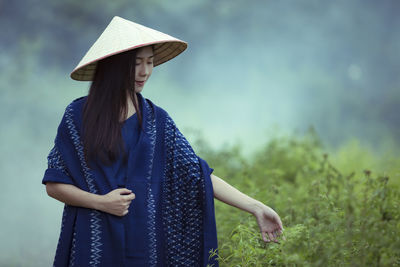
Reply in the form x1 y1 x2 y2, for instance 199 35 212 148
1 0 399 266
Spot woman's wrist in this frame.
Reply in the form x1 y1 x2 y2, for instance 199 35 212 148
250 200 266 216
92 194 105 211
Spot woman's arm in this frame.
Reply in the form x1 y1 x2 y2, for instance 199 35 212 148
45 182 135 216
210 174 264 215
210 173 284 243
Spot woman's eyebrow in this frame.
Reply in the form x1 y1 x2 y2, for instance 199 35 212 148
136 55 154 59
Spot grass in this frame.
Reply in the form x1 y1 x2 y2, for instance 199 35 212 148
195 130 400 266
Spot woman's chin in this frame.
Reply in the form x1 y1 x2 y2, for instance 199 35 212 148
134 87 144 93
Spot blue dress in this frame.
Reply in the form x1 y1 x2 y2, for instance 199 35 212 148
93 112 214 265
43 93 219 266
95 113 141 190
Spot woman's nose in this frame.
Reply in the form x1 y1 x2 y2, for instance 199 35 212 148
138 63 150 76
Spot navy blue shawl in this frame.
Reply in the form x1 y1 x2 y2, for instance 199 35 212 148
42 94 219 266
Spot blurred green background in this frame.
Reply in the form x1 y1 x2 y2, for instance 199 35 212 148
1 0 399 266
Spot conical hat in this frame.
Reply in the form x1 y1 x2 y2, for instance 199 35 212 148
70 16 188 81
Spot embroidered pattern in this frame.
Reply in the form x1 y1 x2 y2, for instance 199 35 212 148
47 145 69 176
47 146 77 267
52 204 69 267
163 115 205 266
47 96 214 266
65 104 103 267
68 226 77 267
144 100 158 266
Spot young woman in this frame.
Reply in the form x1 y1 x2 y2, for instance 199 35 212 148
43 16 284 267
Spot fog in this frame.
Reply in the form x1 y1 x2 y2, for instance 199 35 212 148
1 0 399 265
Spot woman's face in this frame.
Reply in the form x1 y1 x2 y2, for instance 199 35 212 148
134 46 154 93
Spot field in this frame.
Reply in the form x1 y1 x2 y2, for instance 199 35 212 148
194 130 400 266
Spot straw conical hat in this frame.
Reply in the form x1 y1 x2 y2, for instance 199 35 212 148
70 16 188 81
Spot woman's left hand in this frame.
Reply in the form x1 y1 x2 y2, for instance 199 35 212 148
253 204 285 243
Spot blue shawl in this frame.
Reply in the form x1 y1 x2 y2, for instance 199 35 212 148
42 94 219 267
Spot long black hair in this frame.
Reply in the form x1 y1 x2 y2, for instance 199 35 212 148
82 48 143 167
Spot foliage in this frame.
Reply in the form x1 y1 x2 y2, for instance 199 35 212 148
196 131 400 266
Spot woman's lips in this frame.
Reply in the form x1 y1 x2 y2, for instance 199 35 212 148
136 81 145 87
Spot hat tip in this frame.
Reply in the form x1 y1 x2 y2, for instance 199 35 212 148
112 15 123 21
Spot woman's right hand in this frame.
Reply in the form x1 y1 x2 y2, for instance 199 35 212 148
98 188 135 216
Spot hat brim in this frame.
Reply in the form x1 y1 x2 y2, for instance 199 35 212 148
70 40 186 81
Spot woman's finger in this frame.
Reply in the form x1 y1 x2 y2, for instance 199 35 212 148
272 230 278 239
262 231 270 242
274 229 282 237
267 231 276 242
277 217 284 230
275 229 286 241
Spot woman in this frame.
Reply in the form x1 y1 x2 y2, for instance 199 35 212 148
43 16 284 267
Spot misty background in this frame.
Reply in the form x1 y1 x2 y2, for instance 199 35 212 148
1 0 399 265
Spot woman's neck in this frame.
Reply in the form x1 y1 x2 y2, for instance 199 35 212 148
121 91 138 121
127 93 138 118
